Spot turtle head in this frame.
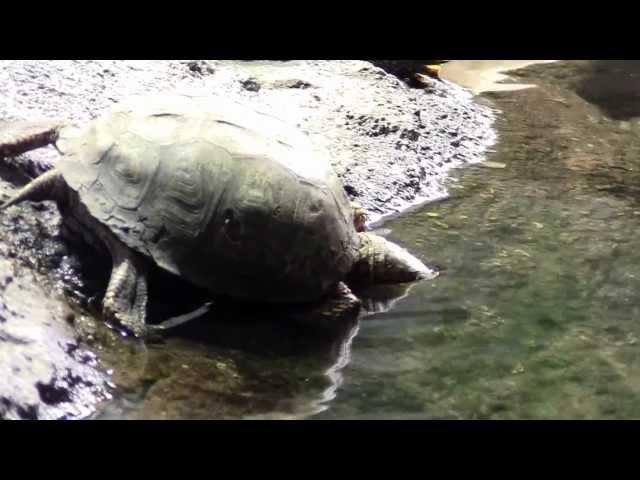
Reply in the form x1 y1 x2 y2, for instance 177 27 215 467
348 232 438 285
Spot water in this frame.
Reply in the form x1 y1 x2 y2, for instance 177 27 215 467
317 60 640 419
97 61 640 419
437 60 556 94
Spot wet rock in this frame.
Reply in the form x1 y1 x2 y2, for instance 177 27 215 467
0 256 109 419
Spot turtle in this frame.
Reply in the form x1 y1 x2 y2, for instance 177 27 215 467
0 95 436 337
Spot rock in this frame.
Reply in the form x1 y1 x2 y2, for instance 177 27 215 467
240 78 261 92
343 184 359 197
369 60 444 87
481 161 507 169
0 256 109 419
182 60 215 76
272 79 313 89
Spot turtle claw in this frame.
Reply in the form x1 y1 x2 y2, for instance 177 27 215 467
102 305 146 339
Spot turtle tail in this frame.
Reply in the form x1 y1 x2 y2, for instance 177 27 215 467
0 169 64 211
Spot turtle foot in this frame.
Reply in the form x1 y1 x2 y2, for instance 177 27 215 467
102 302 146 338
102 246 149 339
289 282 362 332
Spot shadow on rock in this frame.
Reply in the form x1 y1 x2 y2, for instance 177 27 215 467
574 60 640 120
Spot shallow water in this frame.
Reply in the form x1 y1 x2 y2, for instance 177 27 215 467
317 60 640 419
438 60 556 94
96 60 640 419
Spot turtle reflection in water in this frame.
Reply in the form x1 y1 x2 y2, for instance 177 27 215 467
0 95 436 337
94 281 415 420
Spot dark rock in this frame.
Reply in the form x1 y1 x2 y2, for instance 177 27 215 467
183 60 215 76
368 60 443 87
240 78 261 92
37 380 71 405
343 184 359 197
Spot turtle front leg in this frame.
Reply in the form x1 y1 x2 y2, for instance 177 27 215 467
103 245 149 338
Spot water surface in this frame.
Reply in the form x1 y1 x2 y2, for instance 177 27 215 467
317 60 640 419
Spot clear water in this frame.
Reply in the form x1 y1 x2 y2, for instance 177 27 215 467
96 60 640 419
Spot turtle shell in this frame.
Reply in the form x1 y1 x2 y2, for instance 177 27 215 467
55 95 359 302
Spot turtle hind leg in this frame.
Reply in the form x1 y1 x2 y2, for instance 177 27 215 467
0 168 64 211
0 119 65 178
60 188 150 338
102 244 149 338
0 119 64 158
